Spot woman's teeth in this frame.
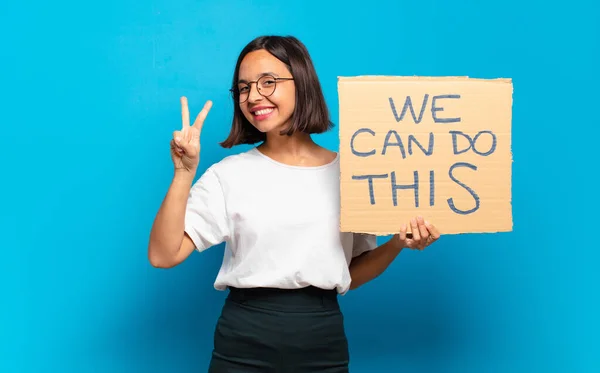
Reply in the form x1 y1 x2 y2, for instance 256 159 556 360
254 108 274 116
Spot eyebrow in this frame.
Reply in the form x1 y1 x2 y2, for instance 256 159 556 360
238 71 281 84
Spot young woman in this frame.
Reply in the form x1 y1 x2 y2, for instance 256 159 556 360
148 35 440 372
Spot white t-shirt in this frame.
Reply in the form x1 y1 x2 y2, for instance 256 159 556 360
184 147 377 294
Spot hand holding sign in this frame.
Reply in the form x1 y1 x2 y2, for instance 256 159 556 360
392 216 440 251
171 97 213 173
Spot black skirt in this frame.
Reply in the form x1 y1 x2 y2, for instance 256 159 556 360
208 286 350 373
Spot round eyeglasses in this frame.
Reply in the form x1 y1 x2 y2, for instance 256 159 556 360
230 75 294 103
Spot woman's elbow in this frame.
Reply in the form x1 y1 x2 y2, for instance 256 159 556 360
147 244 177 269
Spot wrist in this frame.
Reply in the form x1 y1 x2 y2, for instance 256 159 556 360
173 169 196 184
389 235 405 252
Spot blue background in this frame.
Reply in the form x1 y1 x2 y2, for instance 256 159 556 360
1 0 598 372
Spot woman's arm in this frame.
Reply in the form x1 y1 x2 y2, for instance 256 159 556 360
148 170 197 268
348 217 440 290
349 238 403 290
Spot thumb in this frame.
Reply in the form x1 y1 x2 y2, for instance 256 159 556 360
398 224 408 242
173 130 182 144
172 130 187 152
172 130 191 154
176 138 194 155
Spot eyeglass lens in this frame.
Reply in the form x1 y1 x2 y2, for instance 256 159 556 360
236 76 278 103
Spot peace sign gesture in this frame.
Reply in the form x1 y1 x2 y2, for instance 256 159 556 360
171 97 212 173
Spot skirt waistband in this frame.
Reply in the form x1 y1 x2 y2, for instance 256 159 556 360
226 286 339 312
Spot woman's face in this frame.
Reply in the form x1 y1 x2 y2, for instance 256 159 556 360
237 49 296 134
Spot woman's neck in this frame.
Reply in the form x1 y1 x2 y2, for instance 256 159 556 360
257 131 333 167
260 131 316 157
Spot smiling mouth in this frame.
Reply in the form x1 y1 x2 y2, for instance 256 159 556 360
253 108 275 116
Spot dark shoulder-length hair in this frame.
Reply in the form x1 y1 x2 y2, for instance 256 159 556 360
220 35 334 148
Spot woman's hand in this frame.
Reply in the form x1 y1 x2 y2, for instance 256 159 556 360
171 97 213 174
392 216 440 251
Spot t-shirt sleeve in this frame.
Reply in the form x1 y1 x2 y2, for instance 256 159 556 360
184 167 230 252
352 233 377 258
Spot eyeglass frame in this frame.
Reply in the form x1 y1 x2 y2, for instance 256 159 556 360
229 75 294 103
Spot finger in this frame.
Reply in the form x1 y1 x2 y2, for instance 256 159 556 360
410 218 424 250
425 220 441 240
193 100 213 132
173 130 182 144
174 129 193 146
181 96 190 129
172 130 190 156
176 136 196 155
170 139 184 155
410 218 421 242
417 216 429 241
398 224 407 243
182 127 192 143
190 127 200 146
